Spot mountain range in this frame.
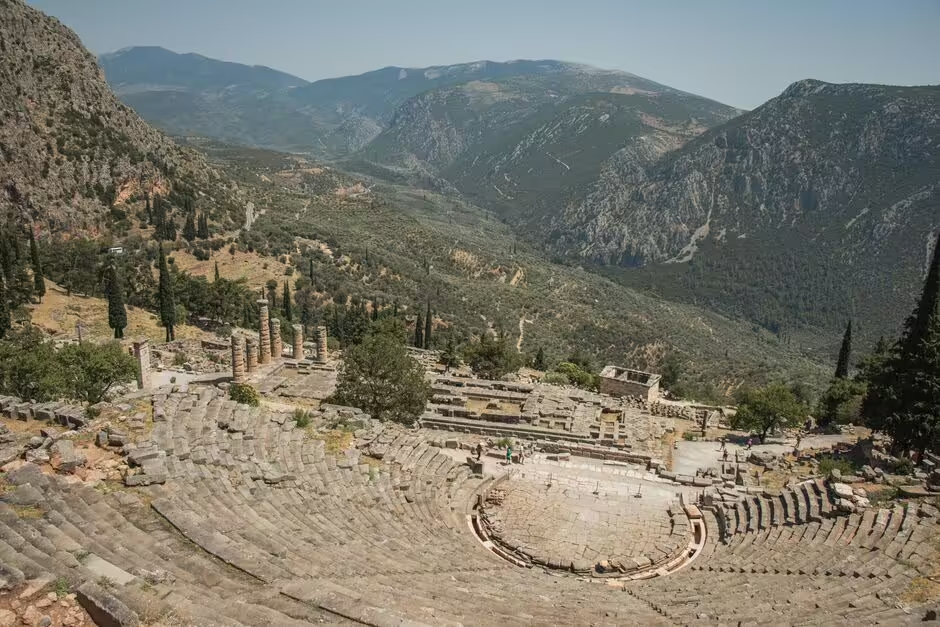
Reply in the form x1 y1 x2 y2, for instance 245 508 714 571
96 46 940 349
2 1 936 384
0 3 827 398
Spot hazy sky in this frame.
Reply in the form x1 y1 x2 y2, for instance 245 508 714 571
27 0 940 109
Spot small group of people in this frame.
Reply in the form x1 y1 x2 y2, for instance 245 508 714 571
473 440 535 465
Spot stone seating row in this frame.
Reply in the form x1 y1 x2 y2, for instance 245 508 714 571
624 500 939 625
136 391 671 625
0 395 87 428
0 463 331 626
714 479 841 539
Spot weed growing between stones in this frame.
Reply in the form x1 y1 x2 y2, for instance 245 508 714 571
229 383 261 406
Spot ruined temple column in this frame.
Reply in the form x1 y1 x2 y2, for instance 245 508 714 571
245 336 258 373
133 339 152 389
292 324 304 360
316 326 328 363
231 334 246 384
257 299 271 365
271 318 283 360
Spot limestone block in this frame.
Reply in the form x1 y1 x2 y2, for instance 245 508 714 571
76 581 140 627
50 439 86 472
831 482 854 500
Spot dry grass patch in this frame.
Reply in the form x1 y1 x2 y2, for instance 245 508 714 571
310 429 354 454
901 530 940 603
170 248 290 292
11 504 45 519
30 281 210 344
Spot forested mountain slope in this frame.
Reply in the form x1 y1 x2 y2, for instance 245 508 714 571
557 80 940 342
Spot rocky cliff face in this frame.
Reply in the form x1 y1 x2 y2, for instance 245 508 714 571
564 80 939 262
559 80 940 337
0 0 235 232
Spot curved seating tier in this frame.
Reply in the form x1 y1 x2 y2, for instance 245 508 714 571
0 387 936 626
626 492 939 625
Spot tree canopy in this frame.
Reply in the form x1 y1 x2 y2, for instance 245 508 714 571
0 327 137 404
862 233 940 454
332 322 430 424
464 331 520 380
57 341 138 405
732 383 807 442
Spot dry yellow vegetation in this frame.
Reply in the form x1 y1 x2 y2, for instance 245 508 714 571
170 249 291 292
28 280 211 345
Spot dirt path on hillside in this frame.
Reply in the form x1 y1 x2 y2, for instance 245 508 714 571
517 312 535 352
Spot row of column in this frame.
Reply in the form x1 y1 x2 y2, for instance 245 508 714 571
231 299 329 383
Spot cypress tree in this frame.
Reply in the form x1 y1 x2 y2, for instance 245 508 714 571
308 259 314 280
534 346 547 371
283 280 292 321
0 230 13 282
0 279 10 339
105 262 127 339
151 195 165 238
182 212 196 242
266 280 278 310
214 261 220 281
424 301 432 349
163 214 177 241
158 245 175 342
900 233 940 359
834 320 852 378
414 312 424 348
197 213 210 239
144 194 152 225
863 232 940 453
28 229 45 303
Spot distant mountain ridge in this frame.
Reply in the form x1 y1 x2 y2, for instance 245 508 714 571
100 47 740 157
100 46 309 94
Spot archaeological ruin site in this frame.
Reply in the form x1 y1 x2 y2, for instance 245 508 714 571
0 302 937 627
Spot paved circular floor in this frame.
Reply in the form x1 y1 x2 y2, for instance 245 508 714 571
483 463 689 571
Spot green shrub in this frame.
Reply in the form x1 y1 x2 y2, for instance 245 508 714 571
891 456 914 476
229 383 260 406
496 437 513 448
553 362 599 391
818 456 856 477
682 431 698 441
542 371 570 386
294 408 312 428
53 577 70 597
